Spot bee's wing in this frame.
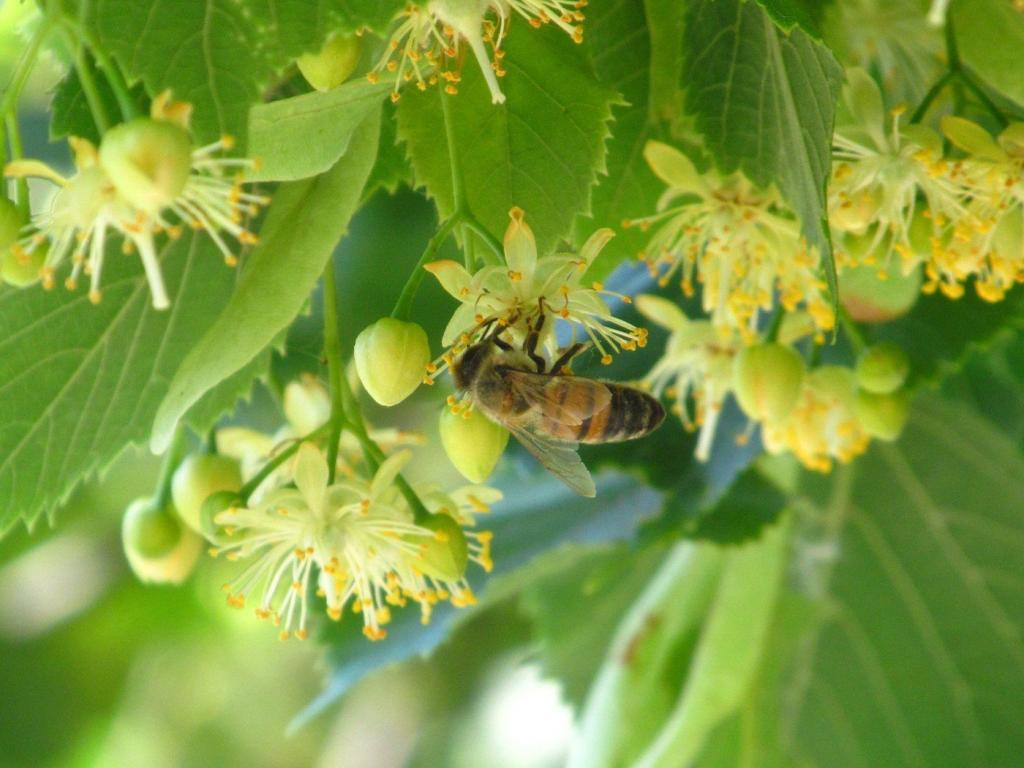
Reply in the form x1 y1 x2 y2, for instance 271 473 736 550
504 370 612 428
507 423 596 498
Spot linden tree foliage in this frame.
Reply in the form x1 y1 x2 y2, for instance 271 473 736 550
396 19 619 257
4 0 1024 764
683 0 843 306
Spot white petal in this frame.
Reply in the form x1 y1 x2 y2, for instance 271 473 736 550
579 228 615 267
643 141 709 196
371 449 413 499
503 207 537 282
425 259 473 299
635 293 689 331
294 443 329 513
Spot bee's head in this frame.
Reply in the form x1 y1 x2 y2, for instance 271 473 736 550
452 342 491 390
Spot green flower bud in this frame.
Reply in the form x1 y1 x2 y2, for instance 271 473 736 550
297 33 362 91
199 489 244 544
283 376 330 434
354 318 431 406
171 454 243 533
412 513 469 582
733 343 805 423
855 390 910 442
1 242 46 287
839 259 922 323
439 406 509 483
856 343 910 395
122 498 201 584
99 117 193 213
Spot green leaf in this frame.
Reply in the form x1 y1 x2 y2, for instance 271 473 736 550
784 395 1024 767
49 63 148 144
570 542 725 768
683 0 842 308
632 520 791 768
521 543 669 707
871 290 1024 387
0 232 256 534
753 0 823 36
69 0 405 146
575 0 665 281
150 109 380 452
247 79 390 181
363 100 413 198
687 466 787 544
952 0 1024 108
644 0 687 120
396 20 618 256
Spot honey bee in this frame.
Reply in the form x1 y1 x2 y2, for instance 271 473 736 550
452 325 665 497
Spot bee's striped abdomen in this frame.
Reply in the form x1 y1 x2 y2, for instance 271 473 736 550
578 385 665 443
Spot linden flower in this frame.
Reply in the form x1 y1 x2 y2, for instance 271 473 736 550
212 444 498 641
761 366 871 472
830 70 971 277
628 141 834 338
425 207 646 378
5 92 266 309
369 0 585 104
935 117 1024 302
636 294 741 462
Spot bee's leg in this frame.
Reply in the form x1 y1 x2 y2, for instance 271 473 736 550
493 334 513 351
524 312 547 372
551 342 588 374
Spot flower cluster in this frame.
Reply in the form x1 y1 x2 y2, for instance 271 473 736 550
4 92 266 309
211 443 498 641
368 0 585 104
425 207 646 381
635 294 741 461
831 68 1024 304
628 141 835 340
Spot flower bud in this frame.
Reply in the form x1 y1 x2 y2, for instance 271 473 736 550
171 454 243 533
297 33 362 91
354 318 431 406
1 242 46 287
122 498 201 584
412 513 469 582
732 343 805 423
99 117 193 213
200 489 244 544
839 260 922 323
855 343 910 395
855 390 910 442
284 376 330 434
440 406 509 483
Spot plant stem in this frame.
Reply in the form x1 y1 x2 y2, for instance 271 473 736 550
764 307 785 343
72 46 111 134
391 215 460 320
322 262 346 483
67 21 139 121
960 72 1010 128
462 214 504 265
909 70 955 124
340 389 433 524
440 88 466 213
5 112 29 218
154 425 186 509
237 425 330 502
838 307 867 354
